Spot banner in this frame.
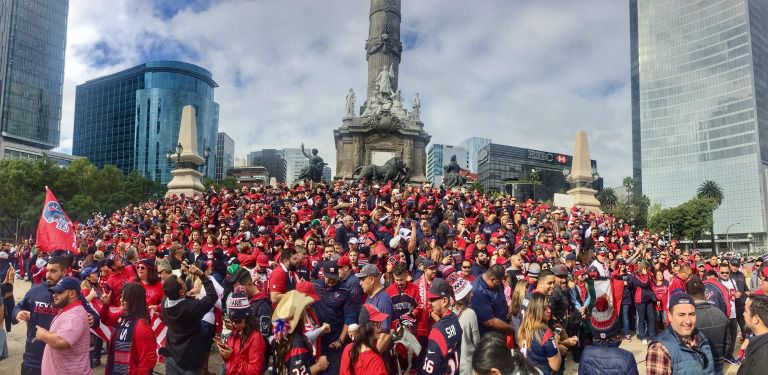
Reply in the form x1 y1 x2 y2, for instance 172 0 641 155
35 187 76 253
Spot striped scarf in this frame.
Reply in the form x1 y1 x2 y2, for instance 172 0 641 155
106 318 138 375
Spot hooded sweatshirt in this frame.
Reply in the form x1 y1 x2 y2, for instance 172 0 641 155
161 277 217 371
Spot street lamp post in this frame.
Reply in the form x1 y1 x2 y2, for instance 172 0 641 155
726 222 740 254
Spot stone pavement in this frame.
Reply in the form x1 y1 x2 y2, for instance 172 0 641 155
0 278 741 374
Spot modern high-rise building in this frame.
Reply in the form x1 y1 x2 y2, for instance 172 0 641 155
322 166 332 183
282 148 309 185
0 0 69 151
477 143 602 201
631 0 768 248
248 149 286 183
215 132 234 182
426 144 468 186
73 61 220 183
460 137 491 173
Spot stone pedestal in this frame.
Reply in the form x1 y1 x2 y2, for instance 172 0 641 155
566 187 602 213
334 111 430 182
167 168 206 196
166 105 206 197
566 130 602 213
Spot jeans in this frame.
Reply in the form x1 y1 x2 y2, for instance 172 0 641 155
165 357 200 375
636 303 656 340
725 318 738 358
20 365 41 375
621 304 632 336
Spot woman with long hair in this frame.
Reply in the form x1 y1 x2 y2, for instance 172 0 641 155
215 287 266 374
102 283 158 375
339 305 388 375
273 291 329 375
509 281 529 332
631 261 657 344
134 258 163 310
517 293 561 375
651 268 669 329
473 333 543 375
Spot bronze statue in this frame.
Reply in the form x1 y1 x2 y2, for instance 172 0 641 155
351 156 409 185
442 155 467 188
297 143 326 182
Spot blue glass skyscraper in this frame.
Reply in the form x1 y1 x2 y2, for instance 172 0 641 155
631 0 768 247
73 61 219 183
0 0 69 149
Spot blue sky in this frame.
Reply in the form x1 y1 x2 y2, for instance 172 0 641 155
60 0 631 187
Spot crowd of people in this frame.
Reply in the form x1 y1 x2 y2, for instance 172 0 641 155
0 180 767 375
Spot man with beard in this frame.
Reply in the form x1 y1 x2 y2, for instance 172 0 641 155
13 256 100 375
386 263 421 330
38 277 91 375
312 261 355 375
470 250 490 278
104 253 136 308
268 248 299 306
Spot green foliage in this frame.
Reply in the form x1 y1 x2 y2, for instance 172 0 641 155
622 176 634 194
648 198 717 245
604 194 650 228
596 187 618 209
202 176 239 192
0 157 165 227
697 180 724 207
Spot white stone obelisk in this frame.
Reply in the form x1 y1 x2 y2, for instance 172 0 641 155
566 131 602 213
166 105 205 197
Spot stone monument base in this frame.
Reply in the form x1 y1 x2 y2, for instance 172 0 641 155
166 168 205 197
567 187 602 213
334 112 430 183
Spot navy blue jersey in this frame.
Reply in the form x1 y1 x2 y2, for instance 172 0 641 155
419 312 462 375
286 334 315 375
311 279 355 343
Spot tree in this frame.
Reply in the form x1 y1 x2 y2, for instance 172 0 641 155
596 187 618 209
649 198 716 247
697 180 724 254
622 176 634 195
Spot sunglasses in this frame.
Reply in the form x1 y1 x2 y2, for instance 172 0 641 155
720 271 730 275
137 265 147 270
231 318 245 324
462 266 471 270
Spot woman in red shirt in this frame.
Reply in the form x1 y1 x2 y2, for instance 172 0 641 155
216 288 267 374
135 258 163 311
340 305 388 375
651 269 669 329
102 283 158 375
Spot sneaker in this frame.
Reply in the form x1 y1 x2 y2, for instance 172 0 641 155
625 335 632 341
642 339 648 345
724 355 741 366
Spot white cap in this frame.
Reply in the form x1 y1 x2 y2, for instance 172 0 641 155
598 236 605 242
348 237 359 244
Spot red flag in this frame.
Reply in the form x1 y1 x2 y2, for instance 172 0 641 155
36 187 76 253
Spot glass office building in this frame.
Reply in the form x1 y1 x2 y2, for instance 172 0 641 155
477 143 601 201
426 144 469 186
247 149 286 183
215 132 234 182
0 0 69 149
73 61 219 183
460 137 491 173
631 0 768 247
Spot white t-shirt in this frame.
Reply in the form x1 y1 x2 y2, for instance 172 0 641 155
719 278 737 319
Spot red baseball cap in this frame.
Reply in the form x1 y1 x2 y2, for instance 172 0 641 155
337 255 352 267
296 280 320 302
257 254 270 268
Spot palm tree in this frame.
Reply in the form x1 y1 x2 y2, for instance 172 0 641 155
697 180 724 254
596 187 618 209
623 176 634 196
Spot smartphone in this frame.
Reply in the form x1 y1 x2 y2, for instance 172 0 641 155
554 327 562 336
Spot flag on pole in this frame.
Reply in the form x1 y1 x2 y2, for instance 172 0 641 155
35 187 76 253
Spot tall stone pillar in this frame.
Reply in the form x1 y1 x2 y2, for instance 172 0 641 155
365 0 403 100
166 106 206 197
566 131 601 213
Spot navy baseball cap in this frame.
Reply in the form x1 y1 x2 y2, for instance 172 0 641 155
426 278 453 300
49 277 81 294
322 261 340 280
668 293 695 310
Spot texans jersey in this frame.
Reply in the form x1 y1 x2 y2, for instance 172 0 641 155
419 312 462 375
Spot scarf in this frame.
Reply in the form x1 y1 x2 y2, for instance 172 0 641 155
106 318 138 375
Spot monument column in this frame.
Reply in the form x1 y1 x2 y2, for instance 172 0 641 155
366 0 403 100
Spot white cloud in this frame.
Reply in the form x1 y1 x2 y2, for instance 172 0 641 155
60 0 631 186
